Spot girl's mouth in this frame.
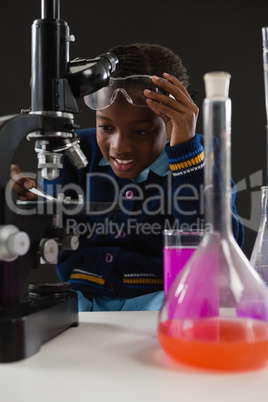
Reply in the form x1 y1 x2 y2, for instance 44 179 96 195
112 157 136 171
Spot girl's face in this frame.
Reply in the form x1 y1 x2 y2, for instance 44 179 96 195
96 94 167 179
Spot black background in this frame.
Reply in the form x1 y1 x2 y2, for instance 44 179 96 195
1 0 268 263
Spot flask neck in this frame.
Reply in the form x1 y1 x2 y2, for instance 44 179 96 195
261 186 268 214
203 98 233 237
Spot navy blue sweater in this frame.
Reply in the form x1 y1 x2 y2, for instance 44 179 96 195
44 128 244 299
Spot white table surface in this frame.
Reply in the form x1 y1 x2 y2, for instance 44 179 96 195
0 311 267 402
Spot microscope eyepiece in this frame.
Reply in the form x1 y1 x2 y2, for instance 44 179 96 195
66 52 119 99
98 52 119 74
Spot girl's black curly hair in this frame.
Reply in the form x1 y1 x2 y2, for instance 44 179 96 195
108 43 197 100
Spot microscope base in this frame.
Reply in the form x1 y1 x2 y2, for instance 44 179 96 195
0 290 79 362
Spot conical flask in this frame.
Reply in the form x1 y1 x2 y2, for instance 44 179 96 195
250 27 268 283
250 186 268 284
157 72 268 371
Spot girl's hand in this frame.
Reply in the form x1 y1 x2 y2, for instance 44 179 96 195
144 73 199 146
9 164 37 201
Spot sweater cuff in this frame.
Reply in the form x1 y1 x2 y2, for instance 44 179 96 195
165 135 205 182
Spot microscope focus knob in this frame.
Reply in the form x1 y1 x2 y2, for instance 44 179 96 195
40 238 59 264
0 225 30 261
62 235 79 250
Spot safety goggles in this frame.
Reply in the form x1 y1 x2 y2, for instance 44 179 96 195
84 75 167 110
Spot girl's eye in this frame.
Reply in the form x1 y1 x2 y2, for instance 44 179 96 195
98 125 114 132
132 129 153 136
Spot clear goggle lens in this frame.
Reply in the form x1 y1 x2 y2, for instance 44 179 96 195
84 75 167 110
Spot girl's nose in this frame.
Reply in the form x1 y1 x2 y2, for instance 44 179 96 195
110 132 132 155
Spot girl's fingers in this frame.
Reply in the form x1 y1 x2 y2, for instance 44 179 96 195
9 164 37 199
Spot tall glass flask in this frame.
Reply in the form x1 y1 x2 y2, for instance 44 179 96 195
250 27 268 282
261 27 268 129
157 72 268 371
250 186 268 284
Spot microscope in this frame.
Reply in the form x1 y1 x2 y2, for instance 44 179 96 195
0 0 118 362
